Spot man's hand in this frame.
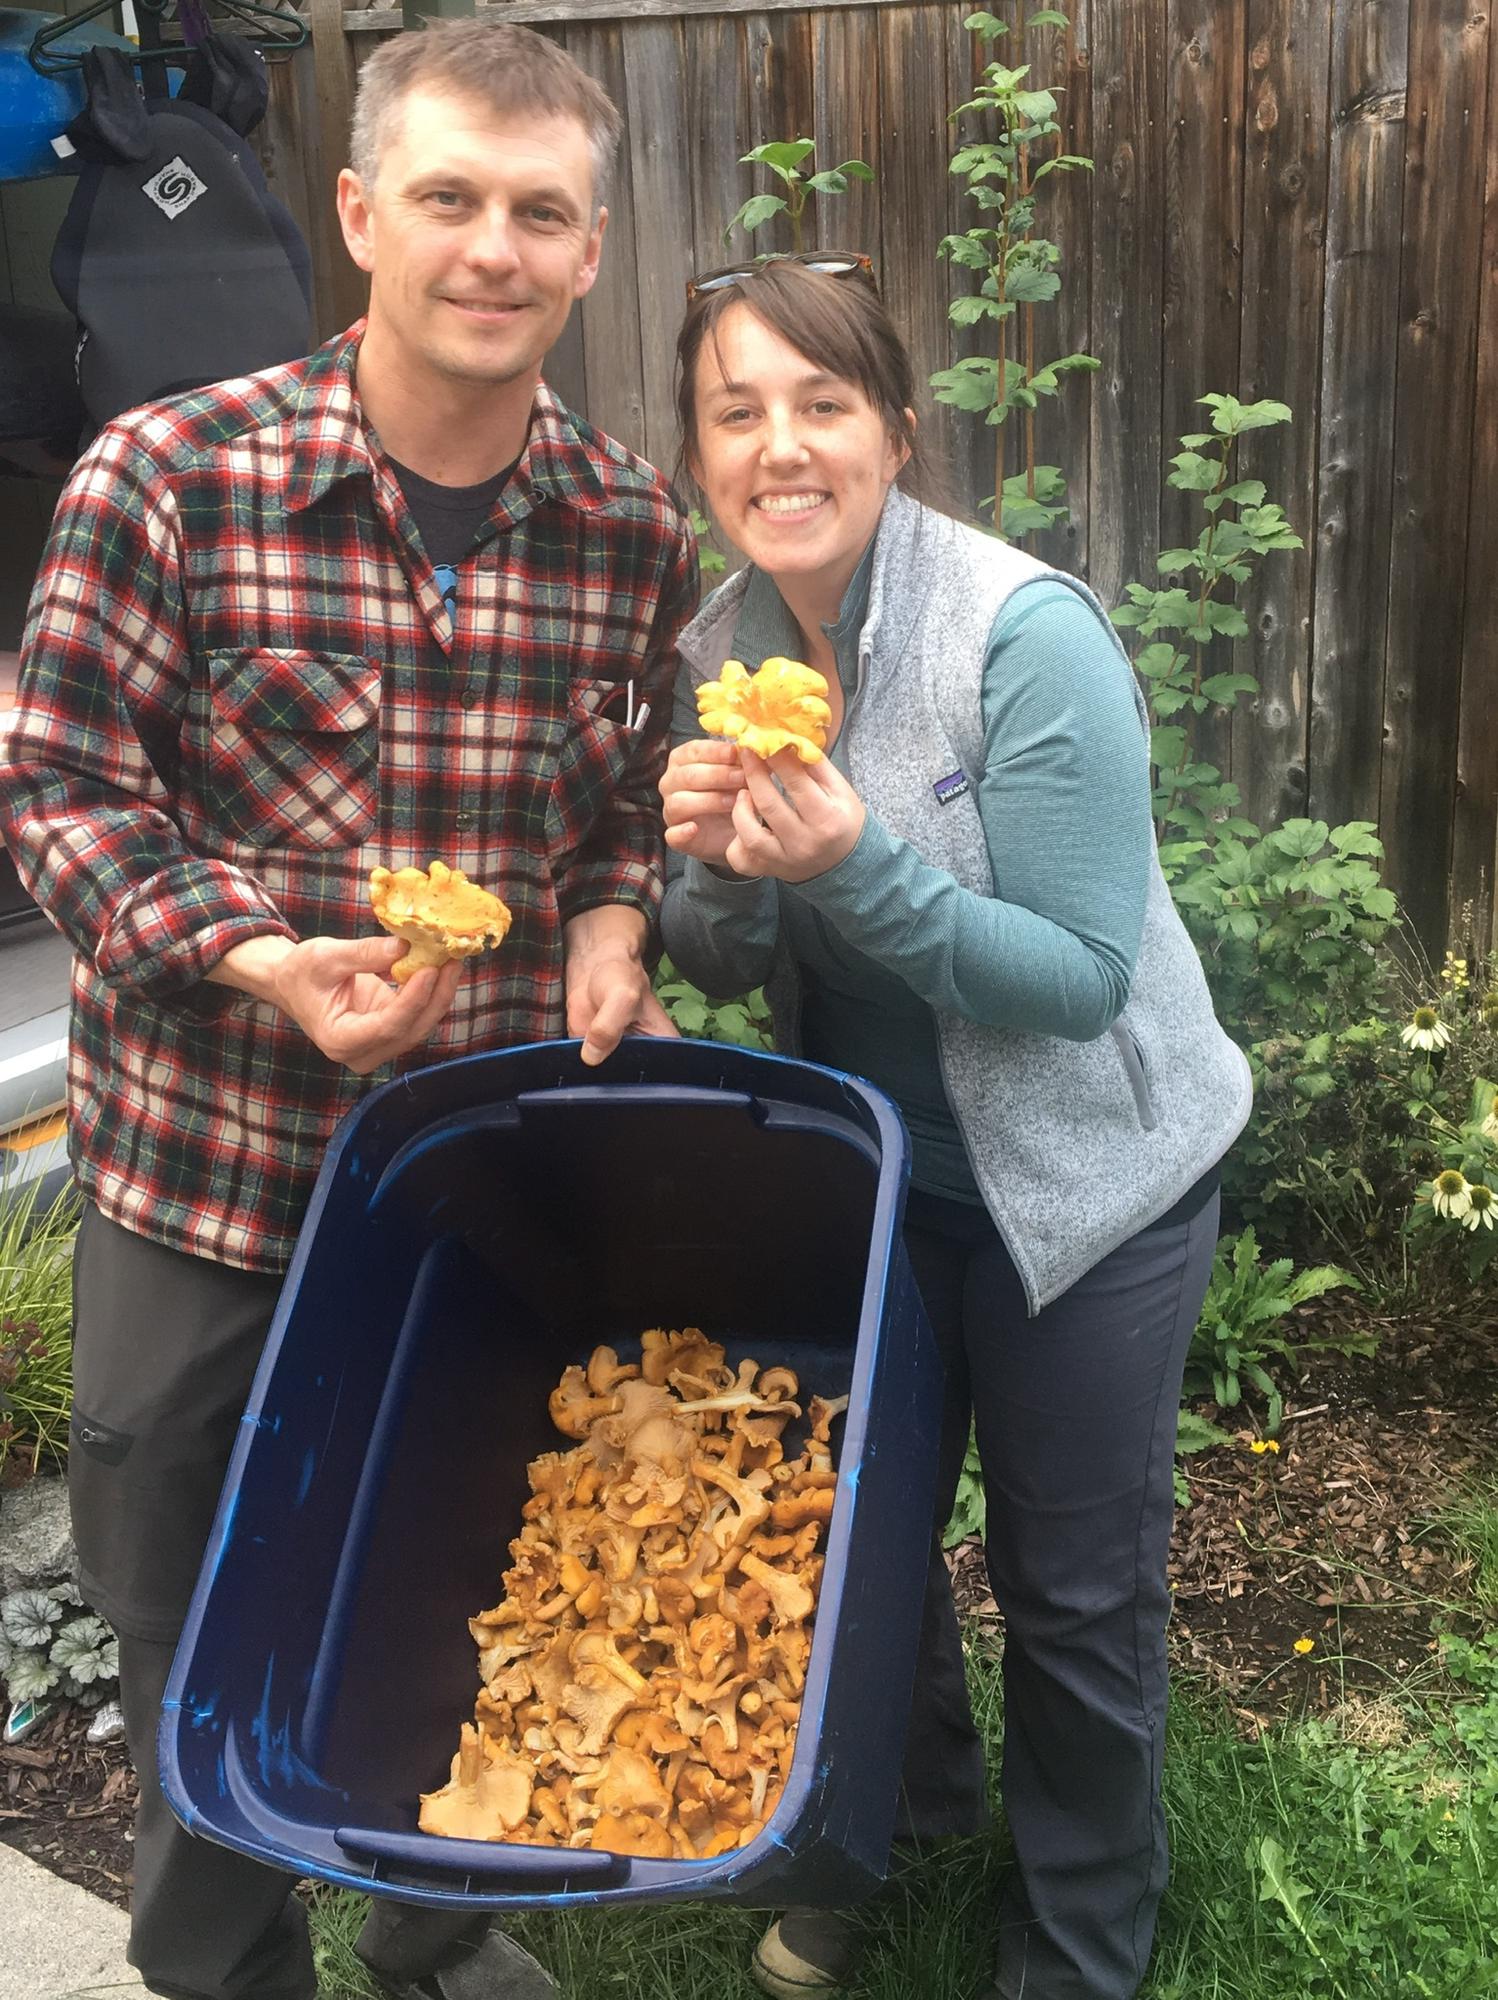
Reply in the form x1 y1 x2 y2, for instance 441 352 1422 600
208 934 463 1074
563 906 677 1067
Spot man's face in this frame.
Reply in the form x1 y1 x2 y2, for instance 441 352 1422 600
338 88 605 392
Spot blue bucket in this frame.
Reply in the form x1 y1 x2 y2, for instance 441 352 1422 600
161 1038 942 1910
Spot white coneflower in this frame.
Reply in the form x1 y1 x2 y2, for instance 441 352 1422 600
1431 1170 1472 1220
1401 1005 1452 1053
1462 1184 1496 1231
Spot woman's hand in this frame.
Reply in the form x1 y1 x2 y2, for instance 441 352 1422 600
726 748 867 884
660 738 748 866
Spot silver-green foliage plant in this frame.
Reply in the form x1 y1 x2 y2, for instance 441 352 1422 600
933 5 1097 538
1184 1226 1365 1434
725 140 873 254
0 1582 118 1706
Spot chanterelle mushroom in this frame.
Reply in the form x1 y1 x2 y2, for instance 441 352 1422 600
368 860 511 982
696 657 832 763
421 1335 843 1855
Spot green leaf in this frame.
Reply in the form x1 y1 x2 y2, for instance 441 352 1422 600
1256 1837 1326 1958
1269 818 1330 859
1177 1409 1233 1455
1168 451 1223 493
940 233 996 269
1219 479 1267 507
1011 89 1059 125
834 159 875 182
1004 264 1063 304
1027 8 1072 25
804 170 851 196
929 356 1000 413
1199 673 1260 706
963 10 1009 36
741 138 816 175
724 193 787 245
948 294 1005 326
1 1588 63 1651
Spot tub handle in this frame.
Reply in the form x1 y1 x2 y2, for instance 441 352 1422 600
335 1824 629 1884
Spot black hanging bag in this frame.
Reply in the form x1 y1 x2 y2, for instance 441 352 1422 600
50 35 312 432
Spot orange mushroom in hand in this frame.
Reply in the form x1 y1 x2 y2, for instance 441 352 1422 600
696 657 832 763
369 860 512 983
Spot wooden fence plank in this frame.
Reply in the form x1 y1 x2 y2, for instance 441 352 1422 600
572 21 650 456
620 15 695 471
1451 12 1498 951
741 7 817 255
1379 0 1490 952
811 6 881 262
1031 0 1094 573
1233 0 1332 831
350 0 912 28
686 13 751 268
306 0 368 337
1088 0 1167 610
1307 0 1406 836
879 4 968 476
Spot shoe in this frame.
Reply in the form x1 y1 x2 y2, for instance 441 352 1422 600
751 1909 860 1999
371 1925 559 2000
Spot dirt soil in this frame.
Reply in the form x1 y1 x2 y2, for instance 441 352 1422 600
6 1300 1497 1914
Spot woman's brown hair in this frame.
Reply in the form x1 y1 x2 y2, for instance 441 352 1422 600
674 259 953 514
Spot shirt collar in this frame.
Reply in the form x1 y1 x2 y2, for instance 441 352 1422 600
286 324 611 516
729 533 878 691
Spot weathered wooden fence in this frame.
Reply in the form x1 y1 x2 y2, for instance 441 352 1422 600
253 0 1496 960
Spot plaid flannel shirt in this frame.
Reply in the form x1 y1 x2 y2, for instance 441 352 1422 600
1 324 697 1272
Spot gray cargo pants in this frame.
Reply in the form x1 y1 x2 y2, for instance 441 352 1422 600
67 1203 494 1999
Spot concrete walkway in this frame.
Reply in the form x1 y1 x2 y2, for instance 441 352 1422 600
0 1841 145 1999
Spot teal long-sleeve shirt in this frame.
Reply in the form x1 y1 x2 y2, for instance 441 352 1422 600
661 557 1154 1200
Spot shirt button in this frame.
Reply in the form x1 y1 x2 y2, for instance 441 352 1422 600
459 689 479 710
454 810 476 833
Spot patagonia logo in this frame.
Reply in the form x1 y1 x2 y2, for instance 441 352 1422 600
933 768 970 806
142 158 208 220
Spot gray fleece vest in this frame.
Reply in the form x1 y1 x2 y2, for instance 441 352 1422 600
680 485 1252 1312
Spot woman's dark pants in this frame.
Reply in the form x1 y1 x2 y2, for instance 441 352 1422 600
893 1187 1220 2000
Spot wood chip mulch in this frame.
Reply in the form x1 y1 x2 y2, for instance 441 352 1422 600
0 1699 136 1908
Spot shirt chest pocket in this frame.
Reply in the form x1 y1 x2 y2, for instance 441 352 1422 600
547 675 637 862
204 650 381 849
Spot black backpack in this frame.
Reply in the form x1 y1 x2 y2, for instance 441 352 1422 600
50 35 312 432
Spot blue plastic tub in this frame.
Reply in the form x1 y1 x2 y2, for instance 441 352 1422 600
160 1037 941 1910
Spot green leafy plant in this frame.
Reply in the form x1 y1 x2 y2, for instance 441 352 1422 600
1406 1074 1498 1282
1174 819 1399 1043
653 956 774 1051
725 139 873 253
0 1177 81 1482
0 1583 118 1707
688 507 727 579
1173 1406 1233 1507
1184 1226 1365 1433
933 4 1097 537
943 1427 987 1547
1111 394 1303 852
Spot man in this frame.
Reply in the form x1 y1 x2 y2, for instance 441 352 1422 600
0 22 694 1999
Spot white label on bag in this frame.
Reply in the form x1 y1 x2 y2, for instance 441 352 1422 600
142 157 208 219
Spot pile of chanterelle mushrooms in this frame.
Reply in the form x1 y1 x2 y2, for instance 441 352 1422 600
419 1327 846 1858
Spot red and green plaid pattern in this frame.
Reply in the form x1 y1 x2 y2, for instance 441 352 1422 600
1 325 696 1272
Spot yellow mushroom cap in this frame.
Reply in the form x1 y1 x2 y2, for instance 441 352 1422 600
696 657 831 763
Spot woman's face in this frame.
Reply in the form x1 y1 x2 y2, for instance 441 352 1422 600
690 303 908 601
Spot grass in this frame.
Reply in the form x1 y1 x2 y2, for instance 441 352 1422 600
305 1622 1498 2000
0 1174 81 1480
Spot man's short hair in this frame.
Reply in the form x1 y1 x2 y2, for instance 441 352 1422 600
348 20 622 211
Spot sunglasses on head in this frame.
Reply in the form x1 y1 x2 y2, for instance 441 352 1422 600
684 250 878 304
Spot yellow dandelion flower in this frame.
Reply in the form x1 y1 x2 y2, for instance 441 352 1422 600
1249 1439 1280 1455
1294 1637 1315 1655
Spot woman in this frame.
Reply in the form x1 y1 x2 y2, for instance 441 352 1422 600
658 257 1251 2000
